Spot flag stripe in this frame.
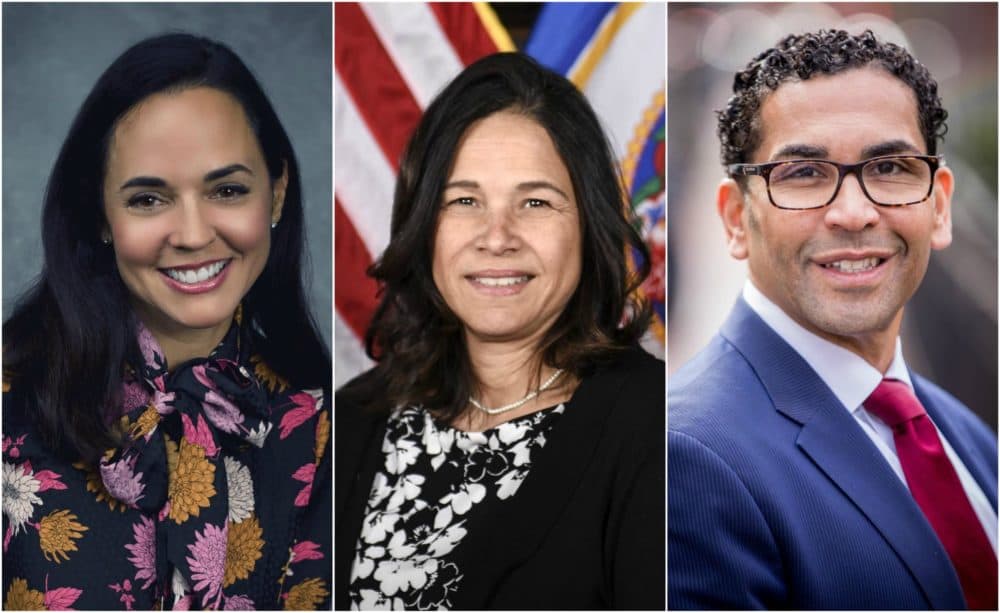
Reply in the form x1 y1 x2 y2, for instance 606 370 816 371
572 3 665 159
430 2 507 66
334 2 423 169
523 2 616 73
471 3 517 52
335 312 373 381
568 3 642 89
334 73 396 256
363 3 465 109
334 197 380 342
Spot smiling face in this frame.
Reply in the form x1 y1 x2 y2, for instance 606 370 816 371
432 111 582 348
102 87 286 346
719 67 953 365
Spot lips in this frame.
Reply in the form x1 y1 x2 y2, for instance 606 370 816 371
465 270 534 294
161 260 230 285
822 257 882 274
810 247 898 289
469 275 531 287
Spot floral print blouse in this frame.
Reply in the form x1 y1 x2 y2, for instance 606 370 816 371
2 316 331 610
348 404 564 610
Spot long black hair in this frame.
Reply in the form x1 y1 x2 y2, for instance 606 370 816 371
344 52 650 421
3 33 330 462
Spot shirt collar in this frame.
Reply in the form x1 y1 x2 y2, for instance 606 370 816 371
742 280 912 413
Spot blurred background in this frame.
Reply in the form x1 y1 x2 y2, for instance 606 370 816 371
667 2 997 427
2 3 333 343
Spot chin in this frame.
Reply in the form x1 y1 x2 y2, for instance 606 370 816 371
800 299 901 339
160 300 242 331
464 322 534 343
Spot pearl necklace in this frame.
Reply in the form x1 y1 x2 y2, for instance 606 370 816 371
469 369 566 416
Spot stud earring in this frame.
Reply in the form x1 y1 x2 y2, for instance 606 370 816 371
271 222 278 229
101 232 112 245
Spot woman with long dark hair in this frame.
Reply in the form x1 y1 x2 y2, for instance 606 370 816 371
336 52 664 610
3 34 330 610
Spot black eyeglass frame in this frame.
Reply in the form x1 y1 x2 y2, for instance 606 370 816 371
727 154 944 210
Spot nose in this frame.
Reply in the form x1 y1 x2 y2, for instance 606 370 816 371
167 199 216 250
476 208 520 255
823 174 880 232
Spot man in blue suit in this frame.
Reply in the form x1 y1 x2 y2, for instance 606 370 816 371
668 30 998 609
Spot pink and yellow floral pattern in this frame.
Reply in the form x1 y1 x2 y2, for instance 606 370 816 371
3 316 330 609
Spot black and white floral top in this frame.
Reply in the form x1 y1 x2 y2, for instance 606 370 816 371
348 404 565 610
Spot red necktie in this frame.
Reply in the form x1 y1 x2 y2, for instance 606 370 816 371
865 378 998 609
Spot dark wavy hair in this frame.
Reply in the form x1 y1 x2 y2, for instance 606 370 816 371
344 52 651 421
718 29 948 168
3 33 330 463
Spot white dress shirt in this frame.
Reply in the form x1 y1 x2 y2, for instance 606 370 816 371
743 281 998 552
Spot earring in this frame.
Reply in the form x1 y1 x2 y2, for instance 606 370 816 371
271 221 278 229
101 233 112 245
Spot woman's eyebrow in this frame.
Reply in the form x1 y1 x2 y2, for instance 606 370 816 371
443 179 480 190
119 176 166 191
118 164 254 191
204 163 254 182
515 180 569 200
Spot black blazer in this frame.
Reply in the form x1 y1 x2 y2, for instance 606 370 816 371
335 347 665 610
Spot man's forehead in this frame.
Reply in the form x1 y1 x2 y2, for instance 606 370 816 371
752 66 924 162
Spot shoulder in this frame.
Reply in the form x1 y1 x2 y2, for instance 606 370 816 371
586 345 664 392
915 372 988 425
3 376 42 448
913 372 997 458
561 346 665 464
584 345 664 424
335 367 389 431
669 334 774 434
335 367 378 408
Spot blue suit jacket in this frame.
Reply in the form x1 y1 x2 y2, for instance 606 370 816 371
668 299 998 610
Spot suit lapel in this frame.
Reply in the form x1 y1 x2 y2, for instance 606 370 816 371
914 376 999 510
722 300 966 610
451 359 625 609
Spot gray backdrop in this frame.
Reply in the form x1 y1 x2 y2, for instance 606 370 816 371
2 3 333 345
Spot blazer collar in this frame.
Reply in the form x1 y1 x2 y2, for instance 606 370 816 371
721 299 967 610
450 356 631 609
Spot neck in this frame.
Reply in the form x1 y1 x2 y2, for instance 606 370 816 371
466 335 540 403
803 307 904 374
824 327 898 373
134 304 231 371
458 334 572 432
155 327 230 371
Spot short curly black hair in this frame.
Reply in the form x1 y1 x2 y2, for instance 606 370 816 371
717 29 948 168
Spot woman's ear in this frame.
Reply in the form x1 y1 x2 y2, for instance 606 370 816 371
271 161 289 226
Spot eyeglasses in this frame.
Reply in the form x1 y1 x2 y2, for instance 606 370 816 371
727 154 943 210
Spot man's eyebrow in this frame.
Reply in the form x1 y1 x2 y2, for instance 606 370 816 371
119 176 166 191
770 144 827 160
862 140 923 158
204 164 253 182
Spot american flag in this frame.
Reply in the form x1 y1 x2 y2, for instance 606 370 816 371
335 2 512 385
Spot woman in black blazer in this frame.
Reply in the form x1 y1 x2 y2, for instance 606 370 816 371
336 52 664 610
